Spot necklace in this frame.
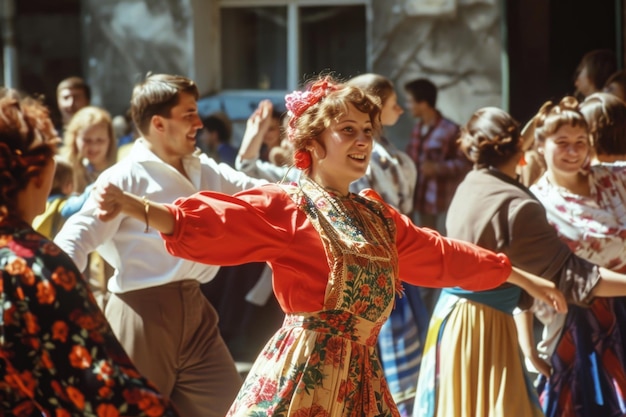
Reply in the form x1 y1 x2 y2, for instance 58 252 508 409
322 186 350 199
303 178 369 242
306 178 351 211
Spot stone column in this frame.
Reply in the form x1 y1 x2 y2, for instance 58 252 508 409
81 0 218 117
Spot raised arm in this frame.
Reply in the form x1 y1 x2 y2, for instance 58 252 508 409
237 99 274 161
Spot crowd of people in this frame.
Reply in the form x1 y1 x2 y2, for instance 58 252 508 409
1 47 625 417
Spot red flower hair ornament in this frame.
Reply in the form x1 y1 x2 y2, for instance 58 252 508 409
293 149 312 170
285 78 340 170
285 78 340 119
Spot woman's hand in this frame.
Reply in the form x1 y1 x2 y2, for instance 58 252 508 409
93 182 126 221
509 266 568 314
525 277 567 314
239 100 274 160
528 352 552 378
513 309 553 378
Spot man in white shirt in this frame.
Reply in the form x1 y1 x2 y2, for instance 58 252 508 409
54 73 265 417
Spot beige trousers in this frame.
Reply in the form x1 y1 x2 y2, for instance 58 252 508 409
105 280 242 417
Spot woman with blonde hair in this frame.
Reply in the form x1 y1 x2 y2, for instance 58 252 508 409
62 105 117 306
63 106 117 194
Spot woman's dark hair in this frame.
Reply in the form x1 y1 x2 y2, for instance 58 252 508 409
579 92 626 156
576 49 617 92
459 107 521 168
533 96 587 145
0 89 59 217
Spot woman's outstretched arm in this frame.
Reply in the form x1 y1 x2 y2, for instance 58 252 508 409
507 266 568 314
93 182 176 235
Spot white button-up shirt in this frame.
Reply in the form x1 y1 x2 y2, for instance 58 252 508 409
54 138 266 293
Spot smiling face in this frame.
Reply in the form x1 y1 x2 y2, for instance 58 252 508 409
150 92 203 165
76 121 111 170
539 124 590 180
310 103 374 193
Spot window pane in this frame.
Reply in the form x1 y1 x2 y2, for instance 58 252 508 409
221 7 287 90
299 6 366 83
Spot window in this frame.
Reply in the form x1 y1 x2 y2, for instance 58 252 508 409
220 0 369 91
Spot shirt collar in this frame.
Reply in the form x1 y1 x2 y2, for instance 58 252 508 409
129 138 204 189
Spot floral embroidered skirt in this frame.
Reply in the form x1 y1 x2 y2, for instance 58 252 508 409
226 310 401 417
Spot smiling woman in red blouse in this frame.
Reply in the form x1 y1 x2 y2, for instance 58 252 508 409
92 76 566 417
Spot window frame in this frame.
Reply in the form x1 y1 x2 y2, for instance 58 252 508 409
220 0 371 90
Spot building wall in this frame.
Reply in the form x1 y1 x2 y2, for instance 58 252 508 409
78 0 504 133
371 0 503 144
20 0 613 137
81 0 218 117
6 0 624 132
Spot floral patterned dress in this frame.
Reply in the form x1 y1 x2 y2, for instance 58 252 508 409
0 217 178 417
160 178 512 417
531 164 626 417
226 179 401 417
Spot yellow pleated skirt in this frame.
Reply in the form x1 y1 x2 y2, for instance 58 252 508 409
415 295 544 417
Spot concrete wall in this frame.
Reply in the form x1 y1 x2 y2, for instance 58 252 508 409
78 0 504 135
371 0 503 146
81 0 219 117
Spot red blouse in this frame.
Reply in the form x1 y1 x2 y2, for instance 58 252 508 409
162 184 511 313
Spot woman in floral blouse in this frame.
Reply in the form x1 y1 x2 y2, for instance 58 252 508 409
530 95 626 417
0 88 178 416
92 76 566 417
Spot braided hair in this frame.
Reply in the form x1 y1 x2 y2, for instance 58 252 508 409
459 107 521 169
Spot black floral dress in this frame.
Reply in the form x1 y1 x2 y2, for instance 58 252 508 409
0 217 179 417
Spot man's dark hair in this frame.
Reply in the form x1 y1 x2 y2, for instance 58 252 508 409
56 76 91 101
130 73 199 136
202 114 231 144
404 78 438 108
